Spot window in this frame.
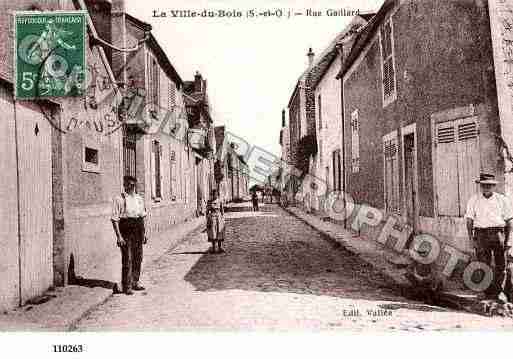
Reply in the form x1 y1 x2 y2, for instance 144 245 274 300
318 94 322 130
325 166 330 192
435 117 480 216
85 147 98 165
151 140 162 199
82 138 100 173
333 149 342 192
296 111 301 141
380 18 396 106
169 146 176 200
351 109 360 173
319 138 323 165
147 54 159 107
168 80 176 109
383 131 400 213
123 129 137 178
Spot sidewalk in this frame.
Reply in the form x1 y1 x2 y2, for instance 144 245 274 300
0 216 205 331
282 205 485 314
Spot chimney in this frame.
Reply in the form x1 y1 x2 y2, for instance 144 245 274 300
307 48 315 68
194 71 203 93
282 109 286 127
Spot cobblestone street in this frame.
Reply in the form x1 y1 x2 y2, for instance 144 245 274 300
74 204 513 331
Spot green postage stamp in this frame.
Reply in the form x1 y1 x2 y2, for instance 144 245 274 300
14 11 86 99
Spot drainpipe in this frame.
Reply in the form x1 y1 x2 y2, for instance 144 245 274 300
336 43 347 229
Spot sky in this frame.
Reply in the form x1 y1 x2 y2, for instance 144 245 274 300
126 0 384 157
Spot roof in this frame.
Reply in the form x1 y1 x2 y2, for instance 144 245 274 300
310 14 375 90
286 13 375 107
336 0 396 79
126 14 183 87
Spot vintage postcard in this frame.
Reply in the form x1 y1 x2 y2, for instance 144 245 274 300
1 0 513 356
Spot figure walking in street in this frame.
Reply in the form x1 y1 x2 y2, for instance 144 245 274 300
111 175 147 295
251 191 259 211
206 189 225 254
465 173 513 301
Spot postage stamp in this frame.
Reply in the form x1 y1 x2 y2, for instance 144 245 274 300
14 11 86 99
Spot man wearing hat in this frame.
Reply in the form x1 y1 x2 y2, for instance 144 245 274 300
465 173 513 299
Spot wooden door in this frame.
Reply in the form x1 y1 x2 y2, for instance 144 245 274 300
16 102 53 303
0 87 20 310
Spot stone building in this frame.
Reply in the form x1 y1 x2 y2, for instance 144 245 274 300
97 1 198 241
214 125 249 203
184 71 216 212
0 0 207 311
338 0 503 254
311 14 373 214
0 0 125 310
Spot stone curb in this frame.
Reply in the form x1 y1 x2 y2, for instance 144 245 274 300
281 205 413 288
280 204 488 313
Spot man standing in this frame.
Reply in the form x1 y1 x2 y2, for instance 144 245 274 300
465 173 513 300
111 176 147 295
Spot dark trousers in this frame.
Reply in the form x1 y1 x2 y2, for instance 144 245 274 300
119 218 144 291
475 228 506 299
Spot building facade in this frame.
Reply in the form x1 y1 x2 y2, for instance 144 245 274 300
214 125 249 203
0 0 209 311
0 0 125 309
184 71 216 213
339 0 500 253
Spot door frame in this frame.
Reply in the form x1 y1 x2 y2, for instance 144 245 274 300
400 123 419 232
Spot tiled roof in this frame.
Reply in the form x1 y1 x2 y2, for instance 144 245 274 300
287 13 374 106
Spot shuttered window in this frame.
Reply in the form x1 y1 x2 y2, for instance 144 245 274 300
318 94 322 130
383 131 400 213
333 149 342 191
169 80 176 109
147 54 160 107
351 109 360 173
435 117 480 216
380 19 396 106
123 129 136 178
169 146 176 200
151 140 162 199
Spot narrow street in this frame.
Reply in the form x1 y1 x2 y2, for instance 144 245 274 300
74 204 513 331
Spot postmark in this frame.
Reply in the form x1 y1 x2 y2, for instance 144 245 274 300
14 11 86 99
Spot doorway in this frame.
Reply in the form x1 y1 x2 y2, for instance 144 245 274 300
402 125 418 232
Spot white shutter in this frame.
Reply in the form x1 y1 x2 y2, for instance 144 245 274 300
435 117 480 216
436 122 459 216
456 117 480 215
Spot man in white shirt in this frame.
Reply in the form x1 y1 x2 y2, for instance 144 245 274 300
111 175 147 295
465 173 513 300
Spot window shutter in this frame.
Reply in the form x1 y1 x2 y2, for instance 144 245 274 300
170 147 176 198
435 117 480 216
151 141 156 198
351 110 360 173
435 123 459 216
456 117 480 216
380 19 396 102
383 134 399 213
